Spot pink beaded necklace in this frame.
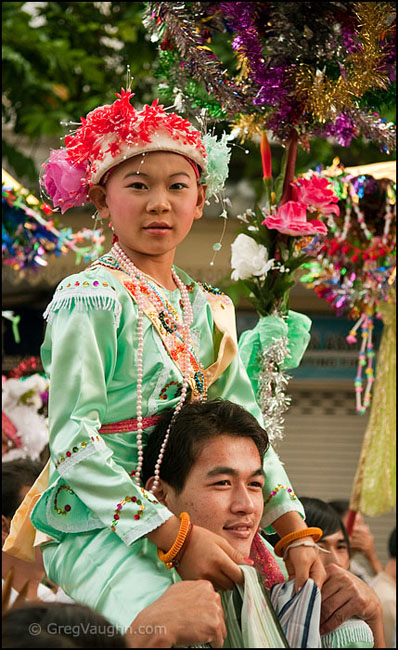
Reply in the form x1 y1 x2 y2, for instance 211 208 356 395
112 241 195 492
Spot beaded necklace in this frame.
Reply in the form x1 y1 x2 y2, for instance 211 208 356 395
111 242 200 492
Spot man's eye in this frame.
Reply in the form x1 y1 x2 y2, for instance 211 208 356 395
213 480 230 486
249 481 263 488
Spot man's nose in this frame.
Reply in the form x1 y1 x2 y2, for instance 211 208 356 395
321 548 340 567
231 487 255 513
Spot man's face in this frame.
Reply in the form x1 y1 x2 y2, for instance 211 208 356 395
160 435 265 556
318 531 350 570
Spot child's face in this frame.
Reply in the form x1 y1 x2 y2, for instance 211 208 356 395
90 151 205 262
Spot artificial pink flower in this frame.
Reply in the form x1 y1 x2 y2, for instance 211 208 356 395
262 201 328 236
294 175 340 216
41 149 88 213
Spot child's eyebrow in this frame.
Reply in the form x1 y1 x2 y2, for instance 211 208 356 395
123 171 191 179
123 172 150 179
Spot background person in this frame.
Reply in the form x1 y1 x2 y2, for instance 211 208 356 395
2 581 227 649
300 496 386 648
2 458 72 604
328 499 383 583
370 528 396 648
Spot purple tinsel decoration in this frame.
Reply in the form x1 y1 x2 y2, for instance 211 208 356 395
316 113 357 147
220 1 290 107
341 24 359 54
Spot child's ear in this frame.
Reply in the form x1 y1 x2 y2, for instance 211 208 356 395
194 184 207 221
89 185 110 219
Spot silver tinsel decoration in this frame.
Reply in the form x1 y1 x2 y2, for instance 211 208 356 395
257 336 291 442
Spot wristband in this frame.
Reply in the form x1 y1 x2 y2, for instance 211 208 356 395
283 539 332 561
172 523 194 569
157 512 191 569
274 527 323 558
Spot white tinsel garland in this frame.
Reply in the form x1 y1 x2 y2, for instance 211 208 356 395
257 336 291 442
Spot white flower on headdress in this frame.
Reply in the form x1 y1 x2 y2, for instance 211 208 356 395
231 233 274 281
202 132 231 198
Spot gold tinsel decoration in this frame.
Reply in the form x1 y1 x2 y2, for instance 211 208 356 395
235 51 251 84
229 114 266 143
295 2 391 123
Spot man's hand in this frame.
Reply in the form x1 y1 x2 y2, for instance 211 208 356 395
126 580 227 648
320 563 385 647
349 523 383 574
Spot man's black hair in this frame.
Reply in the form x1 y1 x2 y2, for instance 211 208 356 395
2 457 43 519
299 496 351 554
328 499 349 518
142 399 269 494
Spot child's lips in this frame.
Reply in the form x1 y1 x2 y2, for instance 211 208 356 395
144 222 172 234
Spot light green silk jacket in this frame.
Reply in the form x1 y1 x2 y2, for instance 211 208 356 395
27 254 304 549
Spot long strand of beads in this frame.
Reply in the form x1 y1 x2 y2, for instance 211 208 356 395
352 202 372 241
337 203 352 242
113 243 193 330
382 200 394 244
111 242 195 486
352 314 375 414
362 315 375 412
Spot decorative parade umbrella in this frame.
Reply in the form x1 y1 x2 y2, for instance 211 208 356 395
143 3 396 517
299 160 396 528
143 1 396 439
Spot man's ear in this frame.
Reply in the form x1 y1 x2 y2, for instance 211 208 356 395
88 185 110 219
145 477 170 506
2 514 11 545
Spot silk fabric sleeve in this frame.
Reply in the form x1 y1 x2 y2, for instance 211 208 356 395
40 287 173 546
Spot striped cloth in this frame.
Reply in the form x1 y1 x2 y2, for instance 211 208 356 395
270 579 322 648
271 579 374 649
217 572 374 649
221 565 288 648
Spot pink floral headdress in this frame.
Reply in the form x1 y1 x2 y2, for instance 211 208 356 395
40 89 220 214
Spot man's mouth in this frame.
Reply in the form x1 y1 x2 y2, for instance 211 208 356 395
223 523 254 538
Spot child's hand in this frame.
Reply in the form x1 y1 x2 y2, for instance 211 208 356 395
177 524 253 590
284 539 327 592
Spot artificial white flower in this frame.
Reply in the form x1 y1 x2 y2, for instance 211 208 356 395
2 373 49 460
231 233 274 281
3 374 48 412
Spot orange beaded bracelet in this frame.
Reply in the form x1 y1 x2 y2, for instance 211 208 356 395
157 512 191 569
274 527 323 558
